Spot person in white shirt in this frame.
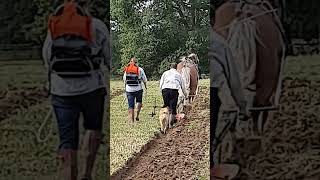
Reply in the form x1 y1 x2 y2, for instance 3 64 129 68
160 62 187 126
123 58 147 124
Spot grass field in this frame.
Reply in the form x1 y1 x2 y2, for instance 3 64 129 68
110 79 210 176
0 60 46 91
110 80 163 174
284 55 320 80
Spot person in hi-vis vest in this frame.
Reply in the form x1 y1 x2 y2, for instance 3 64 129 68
123 58 148 124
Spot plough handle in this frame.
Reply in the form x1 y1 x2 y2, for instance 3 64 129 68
222 106 279 113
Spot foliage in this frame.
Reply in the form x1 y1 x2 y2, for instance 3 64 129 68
0 0 110 45
111 0 210 77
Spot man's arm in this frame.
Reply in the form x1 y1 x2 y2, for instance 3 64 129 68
42 31 52 69
93 18 111 71
123 72 126 84
159 72 165 91
102 30 111 70
140 68 147 90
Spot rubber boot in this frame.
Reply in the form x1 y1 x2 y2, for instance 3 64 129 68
57 149 78 180
128 109 134 124
81 130 102 180
135 103 142 121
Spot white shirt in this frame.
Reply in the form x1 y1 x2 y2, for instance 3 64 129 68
123 67 147 92
160 68 187 96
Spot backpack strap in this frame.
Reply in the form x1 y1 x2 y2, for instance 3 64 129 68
53 1 87 16
49 2 92 41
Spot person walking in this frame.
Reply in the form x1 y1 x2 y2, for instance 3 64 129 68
42 0 110 179
159 62 187 128
123 57 147 124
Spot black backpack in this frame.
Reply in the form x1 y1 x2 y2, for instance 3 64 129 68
48 2 102 78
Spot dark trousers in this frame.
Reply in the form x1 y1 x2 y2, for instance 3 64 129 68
51 88 106 150
161 88 179 115
210 87 221 168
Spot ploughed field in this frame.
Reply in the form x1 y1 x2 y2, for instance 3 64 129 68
110 80 210 179
234 56 320 179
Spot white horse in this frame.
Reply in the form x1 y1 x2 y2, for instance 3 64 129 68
177 54 200 113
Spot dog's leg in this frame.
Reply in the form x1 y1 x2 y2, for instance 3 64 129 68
160 117 164 133
164 116 168 134
168 113 172 129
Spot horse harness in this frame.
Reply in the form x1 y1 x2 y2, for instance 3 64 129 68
226 0 287 46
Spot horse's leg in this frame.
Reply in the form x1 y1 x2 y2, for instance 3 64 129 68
260 111 269 134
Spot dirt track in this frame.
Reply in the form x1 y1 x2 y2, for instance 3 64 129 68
235 78 320 179
111 86 210 180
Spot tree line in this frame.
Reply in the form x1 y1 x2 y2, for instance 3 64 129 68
111 0 210 78
0 1 319 77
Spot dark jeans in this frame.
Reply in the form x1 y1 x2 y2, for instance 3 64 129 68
51 88 106 150
126 90 143 109
162 88 179 115
210 87 221 168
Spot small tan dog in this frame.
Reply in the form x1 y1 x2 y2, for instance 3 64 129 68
159 107 169 134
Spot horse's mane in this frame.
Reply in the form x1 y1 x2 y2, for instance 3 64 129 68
219 0 286 106
227 10 261 91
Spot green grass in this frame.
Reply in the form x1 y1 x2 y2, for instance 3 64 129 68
110 80 163 174
0 60 46 91
284 55 320 80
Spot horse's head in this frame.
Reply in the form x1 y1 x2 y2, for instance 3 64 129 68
179 56 187 62
187 53 199 64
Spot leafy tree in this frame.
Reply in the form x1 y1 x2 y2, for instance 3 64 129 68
111 0 210 78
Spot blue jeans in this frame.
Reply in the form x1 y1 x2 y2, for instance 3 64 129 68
51 88 106 150
126 90 143 109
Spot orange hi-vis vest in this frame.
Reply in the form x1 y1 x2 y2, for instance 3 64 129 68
124 63 140 75
48 1 93 42
124 63 141 86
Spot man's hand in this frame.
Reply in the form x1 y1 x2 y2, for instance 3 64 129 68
143 82 147 90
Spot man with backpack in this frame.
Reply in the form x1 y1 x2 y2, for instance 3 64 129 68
123 57 148 124
42 0 110 179
159 62 187 128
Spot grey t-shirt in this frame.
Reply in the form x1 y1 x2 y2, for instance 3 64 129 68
42 18 110 96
